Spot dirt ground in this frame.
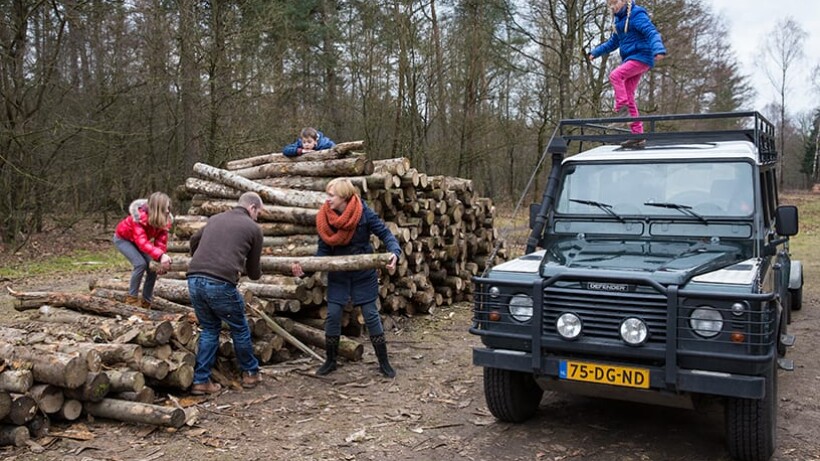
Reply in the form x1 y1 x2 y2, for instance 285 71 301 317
1 226 819 461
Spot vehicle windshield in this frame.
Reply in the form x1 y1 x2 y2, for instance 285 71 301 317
554 161 754 218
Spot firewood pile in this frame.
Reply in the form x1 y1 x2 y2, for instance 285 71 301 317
170 140 506 322
0 142 506 441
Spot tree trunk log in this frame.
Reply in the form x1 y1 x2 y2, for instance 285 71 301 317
4 394 37 425
239 281 308 300
0 392 9 421
0 370 33 394
274 318 363 361
157 253 392 274
63 372 111 403
27 412 49 438
257 175 369 193
132 356 169 381
0 425 29 447
84 398 186 428
0 344 87 389
28 383 64 413
90 279 192 305
152 364 193 389
173 219 314 238
90 288 195 320
193 163 328 208
112 387 155 404
225 141 365 170
8 288 181 322
197 200 318 225
106 370 146 393
55 399 83 421
231 156 373 180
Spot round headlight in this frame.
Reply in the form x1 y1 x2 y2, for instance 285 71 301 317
620 317 648 346
730 302 746 317
556 313 582 340
488 286 501 298
690 306 723 338
508 294 533 322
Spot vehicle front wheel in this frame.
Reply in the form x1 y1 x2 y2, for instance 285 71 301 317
483 367 543 423
789 287 803 311
725 360 777 461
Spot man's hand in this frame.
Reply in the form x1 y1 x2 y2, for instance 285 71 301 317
291 261 305 277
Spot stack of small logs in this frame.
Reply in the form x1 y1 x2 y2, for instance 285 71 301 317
0 300 194 446
170 141 506 326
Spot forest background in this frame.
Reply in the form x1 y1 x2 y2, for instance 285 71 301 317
2 0 820 247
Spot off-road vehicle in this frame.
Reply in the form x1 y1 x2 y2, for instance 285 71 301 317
470 112 802 461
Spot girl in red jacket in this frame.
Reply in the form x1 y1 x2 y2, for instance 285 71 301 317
113 192 173 307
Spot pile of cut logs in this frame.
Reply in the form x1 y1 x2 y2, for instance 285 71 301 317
172 141 506 321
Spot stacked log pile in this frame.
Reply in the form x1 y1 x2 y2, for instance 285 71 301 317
172 141 505 322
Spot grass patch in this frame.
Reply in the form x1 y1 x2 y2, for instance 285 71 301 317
0 247 127 279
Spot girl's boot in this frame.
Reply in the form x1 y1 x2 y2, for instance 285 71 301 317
316 335 339 375
370 334 396 378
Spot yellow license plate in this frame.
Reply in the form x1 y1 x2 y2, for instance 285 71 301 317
559 360 649 389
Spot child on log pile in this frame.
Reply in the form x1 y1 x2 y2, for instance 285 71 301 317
113 192 173 308
282 127 335 157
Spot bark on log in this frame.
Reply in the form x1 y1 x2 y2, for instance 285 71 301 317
91 288 195 320
193 163 328 208
112 321 174 348
185 177 242 200
0 425 29 447
63 372 111 403
0 392 9 421
28 383 64 413
0 370 33 394
240 281 308 300
90 279 191 305
143 345 173 361
113 387 155 404
248 305 323 362
158 253 393 274
106 370 146 393
174 219 314 238
8 288 181 322
274 318 363 361
27 412 49 438
55 399 82 421
197 200 318 225
257 175 369 193
224 141 365 170
231 156 373 179
84 398 186 428
133 356 169 380
0 344 87 389
4 394 37 425
152 364 193 389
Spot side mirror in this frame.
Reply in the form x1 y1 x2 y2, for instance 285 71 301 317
775 205 798 236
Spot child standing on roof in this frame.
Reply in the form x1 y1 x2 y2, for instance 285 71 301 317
283 127 335 157
588 0 666 147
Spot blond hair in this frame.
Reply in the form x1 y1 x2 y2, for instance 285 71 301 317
609 0 633 34
146 192 171 229
326 178 359 201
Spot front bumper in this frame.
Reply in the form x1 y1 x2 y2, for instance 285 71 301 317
473 347 766 399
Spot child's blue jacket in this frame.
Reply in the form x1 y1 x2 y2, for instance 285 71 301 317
591 2 666 68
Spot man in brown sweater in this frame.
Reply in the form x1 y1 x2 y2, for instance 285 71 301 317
187 192 264 394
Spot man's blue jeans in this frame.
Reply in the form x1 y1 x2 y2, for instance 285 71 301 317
188 275 259 384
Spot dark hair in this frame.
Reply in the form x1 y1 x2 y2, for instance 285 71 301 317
300 127 319 140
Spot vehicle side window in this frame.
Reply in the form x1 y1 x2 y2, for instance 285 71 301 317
760 169 773 227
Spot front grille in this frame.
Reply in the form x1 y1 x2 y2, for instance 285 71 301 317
543 285 667 344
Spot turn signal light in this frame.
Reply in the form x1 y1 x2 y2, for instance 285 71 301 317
488 311 502 322
730 332 745 343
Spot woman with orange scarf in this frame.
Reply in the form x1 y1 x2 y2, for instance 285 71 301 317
292 178 401 377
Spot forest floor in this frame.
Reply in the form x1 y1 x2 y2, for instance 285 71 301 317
1 211 819 461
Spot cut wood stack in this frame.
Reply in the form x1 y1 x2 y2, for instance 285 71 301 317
171 141 506 320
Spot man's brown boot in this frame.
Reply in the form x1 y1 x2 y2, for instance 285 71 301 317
191 381 222 395
124 295 140 306
241 371 262 389
139 299 152 309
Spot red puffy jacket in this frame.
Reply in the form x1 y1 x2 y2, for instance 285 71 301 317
114 199 170 261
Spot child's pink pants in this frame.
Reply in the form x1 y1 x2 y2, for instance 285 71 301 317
610 60 651 134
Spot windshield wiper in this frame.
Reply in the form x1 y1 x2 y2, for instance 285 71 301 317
644 202 707 223
569 199 625 222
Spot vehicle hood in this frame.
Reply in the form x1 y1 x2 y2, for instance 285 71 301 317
494 238 749 286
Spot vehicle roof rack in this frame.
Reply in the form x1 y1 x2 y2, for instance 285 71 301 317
557 111 777 163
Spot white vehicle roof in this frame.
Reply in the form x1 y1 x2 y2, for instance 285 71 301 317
566 141 759 164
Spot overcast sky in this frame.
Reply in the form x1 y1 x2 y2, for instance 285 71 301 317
705 0 820 115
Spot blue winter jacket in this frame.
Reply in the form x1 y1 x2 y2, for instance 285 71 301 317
317 202 401 305
282 131 335 157
591 2 666 68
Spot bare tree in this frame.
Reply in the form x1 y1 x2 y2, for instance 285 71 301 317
758 16 806 187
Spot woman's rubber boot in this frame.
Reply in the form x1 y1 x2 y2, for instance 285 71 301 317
371 334 396 378
316 336 339 376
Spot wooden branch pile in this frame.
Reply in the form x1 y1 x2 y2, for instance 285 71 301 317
171 141 506 323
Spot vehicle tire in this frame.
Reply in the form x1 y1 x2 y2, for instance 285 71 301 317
789 287 802 311
483 367 543 423
725 359 777 461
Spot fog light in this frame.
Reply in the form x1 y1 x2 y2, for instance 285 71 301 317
556 313 582 340
620 317 648 346
690 306 723 338
488 311 501 322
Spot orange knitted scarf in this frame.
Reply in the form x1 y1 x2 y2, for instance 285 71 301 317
316 194 363 246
